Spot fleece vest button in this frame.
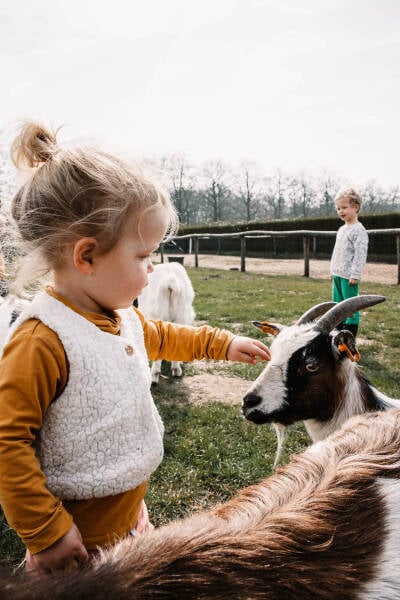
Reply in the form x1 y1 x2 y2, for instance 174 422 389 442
125 345 134 356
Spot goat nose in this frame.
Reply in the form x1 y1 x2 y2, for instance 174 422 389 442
242 393 262 410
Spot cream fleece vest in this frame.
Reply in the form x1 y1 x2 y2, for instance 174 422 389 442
12 292 164 500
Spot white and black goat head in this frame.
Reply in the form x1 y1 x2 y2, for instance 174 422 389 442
242 295 389 444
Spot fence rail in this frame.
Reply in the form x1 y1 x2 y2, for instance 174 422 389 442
160 229 400 285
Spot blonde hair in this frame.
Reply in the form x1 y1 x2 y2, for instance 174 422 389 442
8 122 178 290
334 188 362 208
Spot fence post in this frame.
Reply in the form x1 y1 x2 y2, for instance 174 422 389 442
240 236 246 272
397 234 400 285
160 243 164 263
303 236 310 277
194 236 199 268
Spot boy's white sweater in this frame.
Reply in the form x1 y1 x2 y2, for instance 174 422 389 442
330 221 369 280
12 292 164 500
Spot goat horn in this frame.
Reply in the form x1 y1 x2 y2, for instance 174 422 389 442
315 295 386 333
296 301 337 325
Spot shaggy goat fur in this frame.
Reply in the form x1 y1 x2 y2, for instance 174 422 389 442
2 410 400 599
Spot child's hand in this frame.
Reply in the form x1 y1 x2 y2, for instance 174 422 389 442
349 278 358 285
226 336 271 364
135 500 154 535
25 523 88 576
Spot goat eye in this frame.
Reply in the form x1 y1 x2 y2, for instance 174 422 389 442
305 362 319 373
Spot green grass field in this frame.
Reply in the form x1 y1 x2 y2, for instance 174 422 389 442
1 268 399 564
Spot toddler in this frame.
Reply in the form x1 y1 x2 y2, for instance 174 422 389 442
0 122 270 576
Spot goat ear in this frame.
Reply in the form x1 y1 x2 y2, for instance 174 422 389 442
332 331 361 362
252 321 282 336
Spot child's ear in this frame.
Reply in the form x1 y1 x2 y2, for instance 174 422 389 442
73 238 99 274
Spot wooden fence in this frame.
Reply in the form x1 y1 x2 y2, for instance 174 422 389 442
160 229 400 284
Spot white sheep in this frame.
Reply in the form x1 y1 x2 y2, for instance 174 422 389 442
138 261 195 384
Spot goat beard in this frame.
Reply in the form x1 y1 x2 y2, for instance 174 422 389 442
272 422 287 469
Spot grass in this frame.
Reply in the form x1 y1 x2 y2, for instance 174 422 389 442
1 268 400 563
148 267 400 527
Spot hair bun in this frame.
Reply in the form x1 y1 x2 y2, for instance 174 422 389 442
11 121 59 169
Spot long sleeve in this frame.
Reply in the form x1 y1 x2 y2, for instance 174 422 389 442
0 319 73 553
350 226 369 280
136 309 235 362
0 296 236 554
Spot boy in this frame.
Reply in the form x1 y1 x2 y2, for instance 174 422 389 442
330 188 369 337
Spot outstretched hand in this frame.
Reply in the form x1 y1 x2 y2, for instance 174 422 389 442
226 336 271 364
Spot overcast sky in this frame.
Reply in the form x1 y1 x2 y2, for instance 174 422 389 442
1 0 400 187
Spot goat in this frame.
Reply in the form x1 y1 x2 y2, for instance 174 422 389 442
2 408 400 599
138 261 195 384
242 295 400 445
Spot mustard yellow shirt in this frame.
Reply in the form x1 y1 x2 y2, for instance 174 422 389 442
0 288 234 553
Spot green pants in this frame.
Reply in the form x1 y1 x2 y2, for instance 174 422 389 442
332 275 360 325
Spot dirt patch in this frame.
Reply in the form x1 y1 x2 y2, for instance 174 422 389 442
162 255 398 286
182 373 251 406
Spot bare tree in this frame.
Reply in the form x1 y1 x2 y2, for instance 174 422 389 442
156 154 196 225
290 172 317 218
315 170 342 216
143 153 399 224
264 168 289 220
384 185 400 211
360 180 385 213
233 161 264 222
200 160 232 223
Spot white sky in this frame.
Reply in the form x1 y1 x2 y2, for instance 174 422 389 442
1 0 400 187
